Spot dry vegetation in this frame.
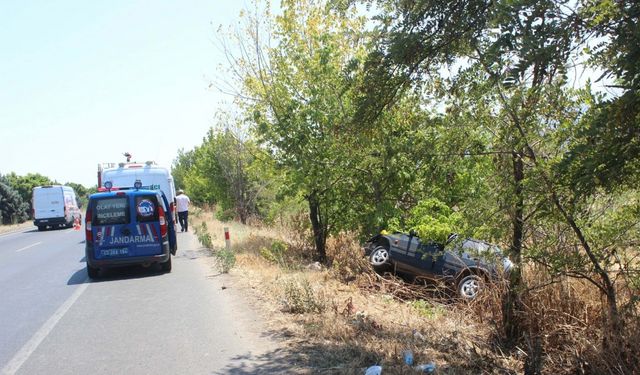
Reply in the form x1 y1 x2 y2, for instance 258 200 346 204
0 221 33 235
191 208 639 374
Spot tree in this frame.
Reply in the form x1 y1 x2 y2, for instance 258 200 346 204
0 175 29 224
351 0 638 363
227 0 372 260
4 172 57 211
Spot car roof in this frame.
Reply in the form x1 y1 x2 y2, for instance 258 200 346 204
89 189 162 200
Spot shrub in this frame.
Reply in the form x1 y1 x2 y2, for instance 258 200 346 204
260 240 287 266
326 233 371 283
214 248 236 273
409 299 444 319
216 208 235 222
195 222 213 249
281 277 326 314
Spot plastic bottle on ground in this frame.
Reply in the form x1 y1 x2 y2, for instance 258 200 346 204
364 365 382 375
402 350 414 365
415 362 436 373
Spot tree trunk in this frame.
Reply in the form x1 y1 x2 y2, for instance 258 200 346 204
503 151 525 343
307 193 327 262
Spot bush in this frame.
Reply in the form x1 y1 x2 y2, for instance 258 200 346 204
214 248 236 273
195 222 213 249
281 277 326 314
326 233 371 283
409 299 444 319
216 208 235 222
260 240 288 266
388 198 462 243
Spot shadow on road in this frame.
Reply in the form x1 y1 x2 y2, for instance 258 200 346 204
67 264 168 285
211 338 383 375
67 268 89 285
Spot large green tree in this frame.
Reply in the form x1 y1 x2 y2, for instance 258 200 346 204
0 175 29 224
4 172 56 208
351 0 638 365
230 0 373 260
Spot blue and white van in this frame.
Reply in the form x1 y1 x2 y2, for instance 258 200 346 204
84 185 177 279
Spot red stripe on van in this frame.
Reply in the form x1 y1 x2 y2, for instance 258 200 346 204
148 224 158 241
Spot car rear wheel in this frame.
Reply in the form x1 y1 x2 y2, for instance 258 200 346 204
87 264 99 279
37 225 45 231
457 274 483 299
161 256 172 273
369 246 390 267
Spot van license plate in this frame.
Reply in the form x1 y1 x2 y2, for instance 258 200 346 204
100 248 129 257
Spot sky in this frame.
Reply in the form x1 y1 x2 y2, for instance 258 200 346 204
0 0 253 187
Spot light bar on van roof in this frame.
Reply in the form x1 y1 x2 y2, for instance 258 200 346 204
118 162 143 168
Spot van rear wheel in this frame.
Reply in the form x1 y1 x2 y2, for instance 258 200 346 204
87 264 99 279
161 257 172 273
37 226 45 231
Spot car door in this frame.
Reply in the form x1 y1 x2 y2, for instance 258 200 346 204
34 187 64 220
159 192 177 254
388 233 420 266
412 241 445 276
131 193 164 257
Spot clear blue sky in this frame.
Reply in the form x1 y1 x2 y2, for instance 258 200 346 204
0 0 252 187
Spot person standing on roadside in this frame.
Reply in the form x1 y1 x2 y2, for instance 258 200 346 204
176 189 191 232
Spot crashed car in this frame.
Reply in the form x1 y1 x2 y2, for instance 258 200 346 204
364 232 513 299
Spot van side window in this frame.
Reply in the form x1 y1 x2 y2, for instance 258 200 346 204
94 197 130 225
135 195 159 223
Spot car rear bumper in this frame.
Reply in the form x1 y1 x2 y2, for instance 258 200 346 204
34 217 67 226
85 243 171 268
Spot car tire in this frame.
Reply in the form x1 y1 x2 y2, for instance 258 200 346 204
37 225 45 231
87 264 100 279
457 274 483 300
161 256 172 273
369 246 390 268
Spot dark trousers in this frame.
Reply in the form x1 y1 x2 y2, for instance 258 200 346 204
178 211 189 231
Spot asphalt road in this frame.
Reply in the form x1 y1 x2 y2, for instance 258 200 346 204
0 226 288 374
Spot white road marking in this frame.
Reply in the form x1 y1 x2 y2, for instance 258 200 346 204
1 281 89 375
15 242 42 253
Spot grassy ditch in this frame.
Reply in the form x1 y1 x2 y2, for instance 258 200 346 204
191 209 638 374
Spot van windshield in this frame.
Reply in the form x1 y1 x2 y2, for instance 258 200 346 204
94 197 129 225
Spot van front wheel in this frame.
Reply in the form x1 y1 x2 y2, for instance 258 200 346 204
161 257 172 273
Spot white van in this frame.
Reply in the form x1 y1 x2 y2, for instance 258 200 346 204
99 161 177 218
32 185 82 230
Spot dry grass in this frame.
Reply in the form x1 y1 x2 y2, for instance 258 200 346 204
0 221 32 235
191 209 639 374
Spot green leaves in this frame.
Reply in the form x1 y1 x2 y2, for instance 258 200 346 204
388 198 463 243
0 175 29 224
